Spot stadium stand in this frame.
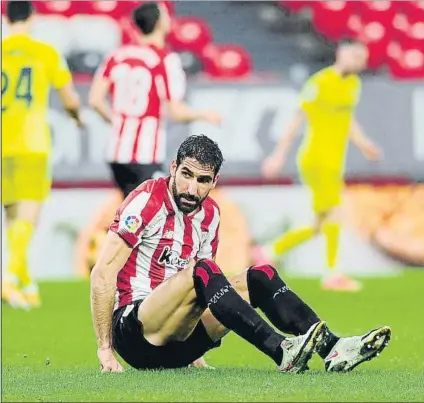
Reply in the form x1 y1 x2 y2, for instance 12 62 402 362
1 1 253 78
276 0 424 78
1 1 422 79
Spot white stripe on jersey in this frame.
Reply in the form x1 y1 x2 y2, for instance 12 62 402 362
136 117 158 163
197 205 220 260
117 117 140 163
165 211 186 281
154 122 165 164
132 203 165 302
120 191 151 225
107 115 123 162
191 208 205 258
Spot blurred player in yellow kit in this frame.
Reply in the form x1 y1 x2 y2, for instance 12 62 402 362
259 39 383 292
2 1 82 309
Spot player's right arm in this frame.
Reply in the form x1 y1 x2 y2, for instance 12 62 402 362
48 47 83 127
262 109 306 179
90 231 131 372
91 183 158 372
88 53 114 124
163 53 221 125
262 79 318 178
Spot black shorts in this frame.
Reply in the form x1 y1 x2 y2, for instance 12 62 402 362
112 300 222 370
109 163 164 198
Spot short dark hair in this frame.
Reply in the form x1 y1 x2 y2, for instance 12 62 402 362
176 135 224 177
132 2 161 35
6 1 34 23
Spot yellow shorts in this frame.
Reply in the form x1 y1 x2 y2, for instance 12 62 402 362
298 163 344 213
1 154 52 206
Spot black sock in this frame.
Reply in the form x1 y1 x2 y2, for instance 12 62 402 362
247 264 339 359
193 259 285 365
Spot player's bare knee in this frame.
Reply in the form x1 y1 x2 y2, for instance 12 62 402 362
229 269 249 301
247 264 281 285
192 259 226 307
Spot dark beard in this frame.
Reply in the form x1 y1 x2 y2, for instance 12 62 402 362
172 181 205 214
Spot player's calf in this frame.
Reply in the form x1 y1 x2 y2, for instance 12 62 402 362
246 264 340 359
193 259 325 373
193 259 285 364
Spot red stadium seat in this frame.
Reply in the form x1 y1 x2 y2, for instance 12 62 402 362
387 45 424 79
360 22 388 70
278 1 312 13
311 1 357 41
32 1 76 16
168 17 213 55
202 44 252 79
392 13 410 39
345 14 364 38
400 1 424 23
357 1 397 25
402 21 424 46
90 0 130 18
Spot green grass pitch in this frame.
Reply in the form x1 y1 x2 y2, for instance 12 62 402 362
2 269 424 402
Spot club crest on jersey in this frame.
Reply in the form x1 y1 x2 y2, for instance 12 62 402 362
123 214 142 233
159 246 190 270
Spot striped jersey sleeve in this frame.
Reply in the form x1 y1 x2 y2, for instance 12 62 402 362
109 179 162 248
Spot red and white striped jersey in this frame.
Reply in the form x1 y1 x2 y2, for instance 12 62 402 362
96 44 186 164
109 177 220 309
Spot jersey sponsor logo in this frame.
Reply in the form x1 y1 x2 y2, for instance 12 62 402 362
123 214 142 233
158 246 190 270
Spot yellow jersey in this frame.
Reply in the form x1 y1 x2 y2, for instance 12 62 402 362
298 66 361 169
1 34 72 156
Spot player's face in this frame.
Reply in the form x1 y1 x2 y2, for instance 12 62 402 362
170 158 218 214
339 44 369 74
158 3 171 34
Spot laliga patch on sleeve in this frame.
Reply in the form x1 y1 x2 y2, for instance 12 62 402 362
122 214 142 233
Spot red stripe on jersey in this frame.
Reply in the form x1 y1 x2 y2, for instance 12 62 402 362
182 214 194 261
149 213 175 290
117 248 139 307
133 179 165 239
200 199 214 232
114 178 164 306
210 222 220 260
95 44 185 164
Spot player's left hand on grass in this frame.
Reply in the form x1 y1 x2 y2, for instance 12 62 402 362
188 356 216 369
98 347 124 373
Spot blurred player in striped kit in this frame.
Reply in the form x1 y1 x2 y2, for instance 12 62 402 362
2 1 82 309
260 39 383 292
